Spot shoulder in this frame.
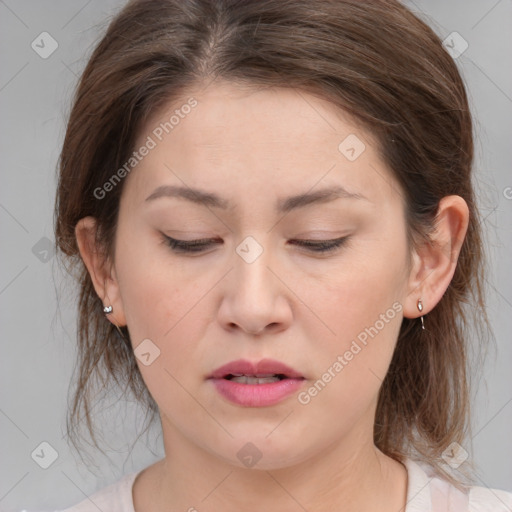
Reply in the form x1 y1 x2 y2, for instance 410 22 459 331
403 458 512 512
52 470 141 512
467 486 512 511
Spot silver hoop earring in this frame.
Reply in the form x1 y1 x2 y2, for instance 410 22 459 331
417 299 425 330
103 305 113 314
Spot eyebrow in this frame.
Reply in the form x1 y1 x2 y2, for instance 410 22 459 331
145 184 367 213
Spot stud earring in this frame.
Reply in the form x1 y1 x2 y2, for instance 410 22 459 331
417 299 425 330
102 304 126 340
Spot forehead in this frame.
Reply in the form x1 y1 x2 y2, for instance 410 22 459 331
125 81 398 209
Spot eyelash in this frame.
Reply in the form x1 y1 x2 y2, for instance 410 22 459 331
163 236 349 254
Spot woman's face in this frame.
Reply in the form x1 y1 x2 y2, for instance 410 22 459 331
110 81 416 469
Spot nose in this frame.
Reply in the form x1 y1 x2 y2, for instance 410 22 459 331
216 238 293 336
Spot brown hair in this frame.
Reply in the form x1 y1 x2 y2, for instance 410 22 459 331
55 0 489 484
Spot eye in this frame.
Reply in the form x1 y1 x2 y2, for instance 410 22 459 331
163 236 222 253
163 235 349 254
289 236 349 253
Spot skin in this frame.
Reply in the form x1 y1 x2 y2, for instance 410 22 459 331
76 80 469 512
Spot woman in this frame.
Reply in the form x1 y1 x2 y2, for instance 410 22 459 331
52 0 512 510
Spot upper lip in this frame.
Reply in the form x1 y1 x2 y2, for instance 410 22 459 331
209 358 304 379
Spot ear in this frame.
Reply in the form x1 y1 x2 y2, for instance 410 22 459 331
403 195 469 320
75 216 126 328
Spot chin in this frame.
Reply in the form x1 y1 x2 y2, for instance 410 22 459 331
211 433 318 471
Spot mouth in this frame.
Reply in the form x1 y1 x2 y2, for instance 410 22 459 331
208 359 305 407
223 373 289 384
209 358 304 381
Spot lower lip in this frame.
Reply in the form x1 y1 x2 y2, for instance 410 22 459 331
210 378 305 407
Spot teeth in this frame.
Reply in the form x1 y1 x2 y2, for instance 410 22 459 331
229 375 282 384
230 373 277 377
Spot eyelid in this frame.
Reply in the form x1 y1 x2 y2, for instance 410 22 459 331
163 235 221 251
162 234 350 255
288 236 350 253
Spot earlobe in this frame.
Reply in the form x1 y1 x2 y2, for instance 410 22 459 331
403 195 469 320
75 216 127 327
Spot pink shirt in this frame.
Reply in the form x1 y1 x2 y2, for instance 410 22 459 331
29 458 512 511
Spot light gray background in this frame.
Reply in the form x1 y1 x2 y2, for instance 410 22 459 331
0 1 510 510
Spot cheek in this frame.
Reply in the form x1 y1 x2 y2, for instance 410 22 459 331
292 242 406 411
296 248 406 348
115 226 199 333
114 258 196 385
121 270 212 355
116 254 214 415
297 285 403 432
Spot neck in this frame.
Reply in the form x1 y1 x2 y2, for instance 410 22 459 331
136 416 408 512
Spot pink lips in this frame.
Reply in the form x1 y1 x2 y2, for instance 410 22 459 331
208 358 305 407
